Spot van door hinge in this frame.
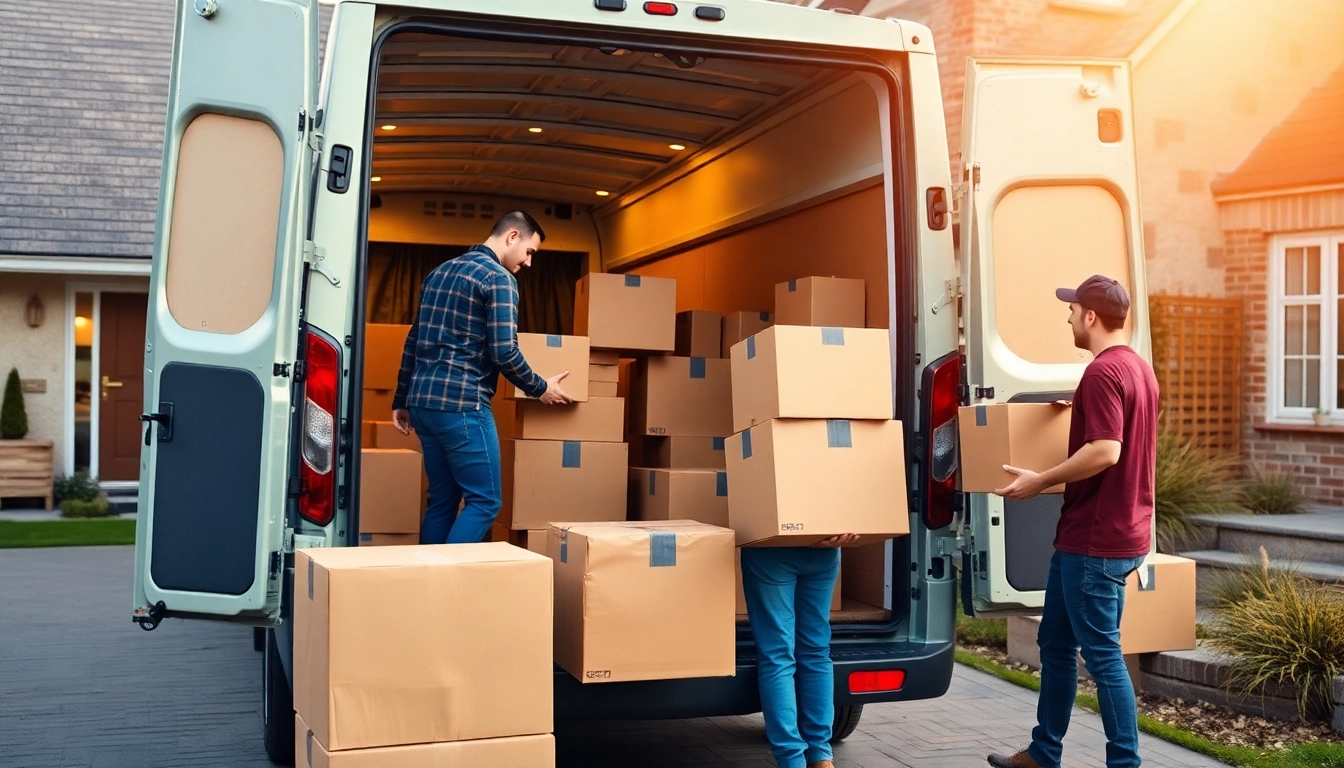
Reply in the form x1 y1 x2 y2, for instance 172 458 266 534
273 363 290 378
303 241 340 286
974 386 995 400
935 535 968 557
930 278 959 315
299 109 323 152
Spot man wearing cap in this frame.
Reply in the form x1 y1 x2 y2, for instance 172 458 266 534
987 275 1159 768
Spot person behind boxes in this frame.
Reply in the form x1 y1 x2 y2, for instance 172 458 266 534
391 210 573 545
986 276 1158 768
741 533 858 768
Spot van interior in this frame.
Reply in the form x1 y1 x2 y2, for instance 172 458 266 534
360 30 909 629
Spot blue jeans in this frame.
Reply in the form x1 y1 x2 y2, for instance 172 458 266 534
409 406 501 545
740 547 841 768
1029 551 1145 768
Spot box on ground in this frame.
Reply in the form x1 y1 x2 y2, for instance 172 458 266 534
774 277 866 328
1119 554 1197 654
549 520 735 683
631 357 732 438
730 325 892 433
735 550 841 616
526 529 547 555
575 273 676 353
297 716 554 768
294 544 553 751
676 310 722 359
726 419 908 546
957 403 1071 494
629 468 729 528
500 334 590 402
362 389 394 420
364 324 411 391
722 311 773 359
504 439 628 530
359 449 422 534
590 381 618 398
358 533 418 547
496 397 624 443
589 363 620 383
648 436 726 469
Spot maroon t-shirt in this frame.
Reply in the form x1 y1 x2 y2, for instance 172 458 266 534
1056 345 1160 558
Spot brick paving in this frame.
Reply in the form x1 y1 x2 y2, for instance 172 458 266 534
0 546 1224 767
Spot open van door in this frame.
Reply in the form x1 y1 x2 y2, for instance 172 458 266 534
132 0 320 629
958 58 1150 614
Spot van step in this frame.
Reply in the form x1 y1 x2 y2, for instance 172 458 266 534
1179 549 1344 605
1187 512 1344 565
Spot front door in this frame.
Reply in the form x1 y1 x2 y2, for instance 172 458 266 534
98 293 148 482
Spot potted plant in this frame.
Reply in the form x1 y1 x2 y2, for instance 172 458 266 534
1312 407 1332 427
0 367 55 510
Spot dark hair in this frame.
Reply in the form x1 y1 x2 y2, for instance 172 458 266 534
1097 313 1125 332
490 210 546 243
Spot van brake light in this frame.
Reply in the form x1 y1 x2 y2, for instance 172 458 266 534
299 329 340 526
920 352 961 530
849 669 906 693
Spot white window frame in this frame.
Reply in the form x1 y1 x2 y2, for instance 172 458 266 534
1268 232 1344 423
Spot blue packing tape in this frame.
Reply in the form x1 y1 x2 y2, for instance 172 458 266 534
649 531 677 567
307 558 314 600
559 529 569 563
788 279 797 292
759 311 770 321
624 274 642 287
821 327 845 346
546 335 562 348
827 420 853 448
648 470 657 496
741 428 753 459
975 405 987 427
562 441 582 468
359 532 372 542
746 336 756 360
716 471 728 497
689 357 706 379
712 437 725 451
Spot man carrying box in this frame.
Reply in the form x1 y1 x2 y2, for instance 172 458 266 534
391 211 573 545
987 276 1159 768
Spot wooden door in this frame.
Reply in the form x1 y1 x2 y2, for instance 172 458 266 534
99 293 148 482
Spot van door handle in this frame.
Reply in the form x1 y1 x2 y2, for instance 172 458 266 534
139 403 174 446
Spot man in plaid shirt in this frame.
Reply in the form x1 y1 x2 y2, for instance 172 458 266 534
391 210 572 544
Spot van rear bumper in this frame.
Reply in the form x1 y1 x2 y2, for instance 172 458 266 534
553 638 955 721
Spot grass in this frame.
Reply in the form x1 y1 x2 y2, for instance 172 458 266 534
1154 428 1244 548
1239 468 1307 516
956 596 1008 648
0 519 136 548
955 648 1344 768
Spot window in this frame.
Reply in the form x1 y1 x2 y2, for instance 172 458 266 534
1270 233 1344 421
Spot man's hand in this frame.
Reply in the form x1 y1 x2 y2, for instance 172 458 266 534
539 370 573 405
812 534 861 548
1053 399 1073 408
994 465 1047 500
393 409 412 436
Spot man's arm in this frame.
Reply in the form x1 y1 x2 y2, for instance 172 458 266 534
391 291 422 413
994 372 1125 499
485 273 548 398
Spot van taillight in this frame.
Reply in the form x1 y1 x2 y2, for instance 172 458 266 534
848 669 905 693
299 330 339 526
920 353 961 530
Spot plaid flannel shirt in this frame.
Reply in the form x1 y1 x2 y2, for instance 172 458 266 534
392 245 547 412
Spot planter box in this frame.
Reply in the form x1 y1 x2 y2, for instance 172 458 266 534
0 439 54 510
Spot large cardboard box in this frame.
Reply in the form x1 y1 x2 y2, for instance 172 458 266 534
957 403 1071 493
497 397 624 443
294 544 553 750
359 449 422 534
735 550 841 616
526 529 548 555
774 277 866 328
730 325 893 433
589 363 620 383
675 310 722 359
1119 554 1197 654
500 333 590 402
726 419 909 546
364 324 411 391
504 440 628 530
297 716 554 768
549 520 735 683
631 356 732 438
629 468 729 528
358 533 418 547
649 436 727 469
365 421 420 452
574 273 676 353
360 421 377 449
722 311 773 359
362 389 395 421
590 381 618 398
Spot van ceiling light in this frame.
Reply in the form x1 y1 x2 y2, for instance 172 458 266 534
528 127 544 133
644 2 678 16
669 144 686 151
381 125 396 131
371 176 381 182
595 190 610 197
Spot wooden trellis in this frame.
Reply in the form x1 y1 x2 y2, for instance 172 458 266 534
1148 295 1243 454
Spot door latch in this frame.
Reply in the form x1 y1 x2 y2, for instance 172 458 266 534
138 404 174 446
303 241 340 286
930 278 958 315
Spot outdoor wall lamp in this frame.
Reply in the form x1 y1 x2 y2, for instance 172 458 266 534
25 295 44 328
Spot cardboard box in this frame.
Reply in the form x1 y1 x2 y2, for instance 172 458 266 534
297 716 554 768
589 363 620 383
726 419 909 546
497 397 624 443
549 520 735 683
364 324 411 391
500 333 590 402
294 544 553 750
730 325 892 434
362 389 395 420
526 529 547 555
590 349 621 366
359 421 377 449
359 449 423 534
842 541 888 609
649 436 727 469
735 550 842 616
365 421 420 452
574 273 676 352
629 468 730 528
631 357 732 438
505 440 628 530
774 277 866 328
590 380 618 398
357 533 418 547
957 403 1071 494
676 310 722 359
722 311 773 359
1119 554 1197 655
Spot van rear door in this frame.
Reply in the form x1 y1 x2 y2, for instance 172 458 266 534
133 0 320 628
958 58 1150 614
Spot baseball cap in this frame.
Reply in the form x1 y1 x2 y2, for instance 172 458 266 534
1056 275 1130 321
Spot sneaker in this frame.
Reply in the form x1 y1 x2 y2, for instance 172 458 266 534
986 750 1042 768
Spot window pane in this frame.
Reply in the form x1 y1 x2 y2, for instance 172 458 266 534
1337 358 1344 409
1307 246 1322 294
1308 305 1321 355
1286 247 1304 295
73 292 94 472
1286 305 1304 355
1286 359 1304 407
1308 359 1321 408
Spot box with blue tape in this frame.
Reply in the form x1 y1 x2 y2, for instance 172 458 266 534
773 276 866 329
500 333 590 402
722 310 773 359
574 273 676 353
957 402 1071 493
675 309 722 358
630 356 733 438
503 439 628 530
629 468 730 528
647 435 727 469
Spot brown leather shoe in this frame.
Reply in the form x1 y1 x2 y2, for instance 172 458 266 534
986 750 1042 768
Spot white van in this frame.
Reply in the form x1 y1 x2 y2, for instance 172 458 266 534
131 0 1149 762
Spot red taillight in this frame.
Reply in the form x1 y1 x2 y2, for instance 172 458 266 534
644 1 677 15
299 330 340 526
922 354 961 529
848 669 906 694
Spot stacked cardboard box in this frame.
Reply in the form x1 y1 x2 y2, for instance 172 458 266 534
500 333 590 402
722 311 773 359
358 449 422 543
294 544 555 766
357 422 427 545
362 324 410 419
676 310 722 359
589 349 621 400
774 277 866 328
575 273 677 354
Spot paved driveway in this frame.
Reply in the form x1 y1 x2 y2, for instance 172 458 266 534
0 546 1223 767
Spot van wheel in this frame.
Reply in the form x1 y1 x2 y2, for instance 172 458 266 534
831 704 864 742
263 629 296 765
254 627 265 652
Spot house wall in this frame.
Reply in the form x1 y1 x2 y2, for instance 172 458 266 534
0 274 68 473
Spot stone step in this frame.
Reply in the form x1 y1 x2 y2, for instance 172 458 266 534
1179 549 1344 605
105 495 138 517
1188 512 1344 565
